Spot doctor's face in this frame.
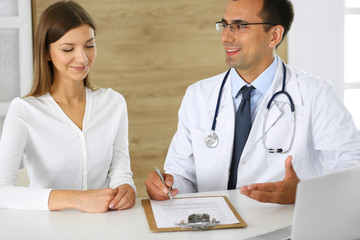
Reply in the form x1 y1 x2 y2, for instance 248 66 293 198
221 0 276 80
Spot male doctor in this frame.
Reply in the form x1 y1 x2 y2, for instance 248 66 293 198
145 0 360 204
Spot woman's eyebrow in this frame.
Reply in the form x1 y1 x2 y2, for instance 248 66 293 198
58 38 95 46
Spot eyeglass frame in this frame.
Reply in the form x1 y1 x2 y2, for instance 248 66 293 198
215 21 277 33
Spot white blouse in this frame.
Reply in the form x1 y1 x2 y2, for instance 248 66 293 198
0 88 136 210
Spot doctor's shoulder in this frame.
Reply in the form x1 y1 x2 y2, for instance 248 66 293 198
290 66 335 96
184 71 228 100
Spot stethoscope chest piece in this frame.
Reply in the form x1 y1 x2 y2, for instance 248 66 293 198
205 131 219 148
205 61 294 152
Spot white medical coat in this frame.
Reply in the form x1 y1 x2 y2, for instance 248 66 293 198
164 56 360 193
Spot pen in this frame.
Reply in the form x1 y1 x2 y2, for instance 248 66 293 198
154 166 174 201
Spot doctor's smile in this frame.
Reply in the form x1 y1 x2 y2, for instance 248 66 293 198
225 48 241 56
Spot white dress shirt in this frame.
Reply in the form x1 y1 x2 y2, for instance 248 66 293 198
0 88 136 210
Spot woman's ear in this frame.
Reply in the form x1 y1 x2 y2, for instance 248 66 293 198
46 52 51 61
269 25 284 48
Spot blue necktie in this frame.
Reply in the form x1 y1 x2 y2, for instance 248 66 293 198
228 85 254 189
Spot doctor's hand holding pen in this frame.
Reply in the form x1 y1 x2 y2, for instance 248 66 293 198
240 156 300 204
145 168 179 200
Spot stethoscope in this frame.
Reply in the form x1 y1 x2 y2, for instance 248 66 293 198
205 61 295 153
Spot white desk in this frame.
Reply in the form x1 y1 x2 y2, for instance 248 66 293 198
0 190 293 240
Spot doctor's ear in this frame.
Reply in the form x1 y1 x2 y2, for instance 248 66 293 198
268 25 284 48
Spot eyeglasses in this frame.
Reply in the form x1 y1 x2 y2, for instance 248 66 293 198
215 21 276 33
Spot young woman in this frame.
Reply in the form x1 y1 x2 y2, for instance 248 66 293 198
0 1 136 212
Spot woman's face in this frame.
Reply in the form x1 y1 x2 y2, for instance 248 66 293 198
48 24 96 85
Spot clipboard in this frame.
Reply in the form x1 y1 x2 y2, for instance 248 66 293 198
142 196 247 232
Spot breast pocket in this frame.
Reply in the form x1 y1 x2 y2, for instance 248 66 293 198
264 112 306 163
190 128 232 169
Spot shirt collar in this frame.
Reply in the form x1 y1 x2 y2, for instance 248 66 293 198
231 56 278 99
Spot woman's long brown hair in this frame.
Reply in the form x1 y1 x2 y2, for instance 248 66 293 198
27 1 96 97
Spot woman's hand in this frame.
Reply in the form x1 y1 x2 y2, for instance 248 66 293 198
49 188 117 213
75 188 118 212
108 184 136 210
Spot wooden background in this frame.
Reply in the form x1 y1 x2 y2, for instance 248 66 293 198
33 0 287 197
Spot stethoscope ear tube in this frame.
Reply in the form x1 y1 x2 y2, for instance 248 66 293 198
263 62 296 153
211 69 231 131
266 62 295 112
206 61 295 152
205 69 231 148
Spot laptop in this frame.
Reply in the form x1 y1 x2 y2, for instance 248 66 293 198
247 165 360 240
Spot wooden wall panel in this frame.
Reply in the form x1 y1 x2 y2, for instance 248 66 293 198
33 0 287 197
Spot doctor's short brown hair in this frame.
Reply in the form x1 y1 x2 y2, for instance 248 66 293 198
260 0 294 42
231 0 294 44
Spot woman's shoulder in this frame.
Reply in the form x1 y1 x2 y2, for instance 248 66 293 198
89 87 125 100
9 95 47 108
6 95 48 119
88 87 126 106
7 97 25 114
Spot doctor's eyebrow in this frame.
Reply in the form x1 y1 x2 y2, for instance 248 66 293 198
220 18 249 24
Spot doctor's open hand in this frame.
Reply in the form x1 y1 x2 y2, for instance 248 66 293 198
145 171 179 200
240 156 300 204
